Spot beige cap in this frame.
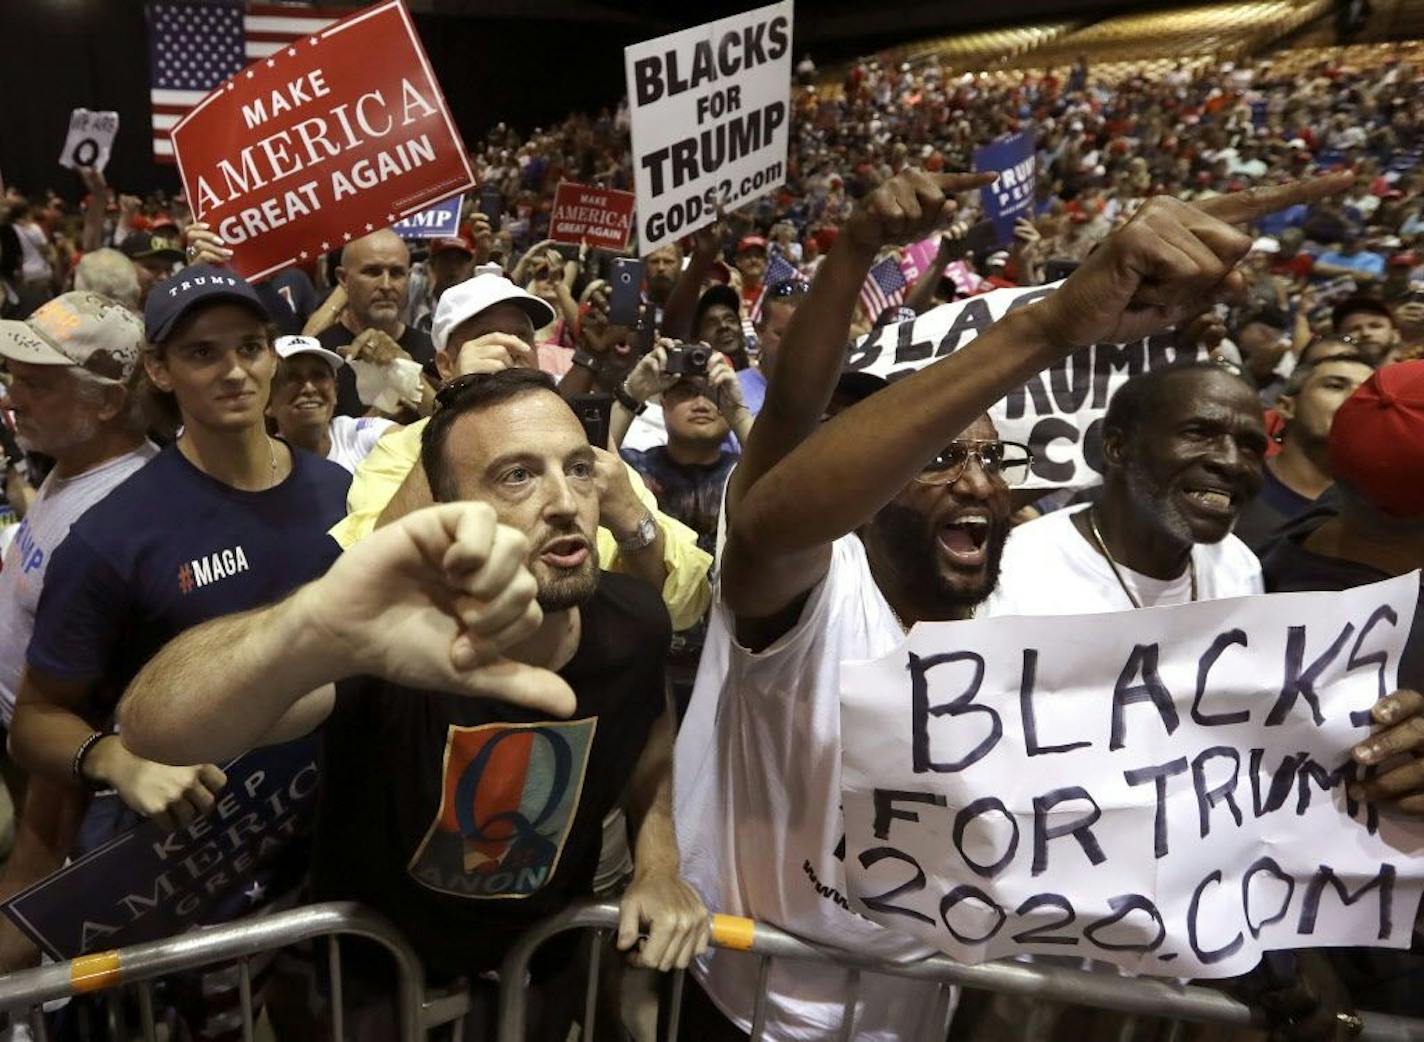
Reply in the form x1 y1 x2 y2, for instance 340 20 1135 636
0 292 145 383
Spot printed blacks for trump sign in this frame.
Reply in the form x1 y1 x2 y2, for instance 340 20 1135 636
170 0 474 280
625 1 792 254
839 574 1424 977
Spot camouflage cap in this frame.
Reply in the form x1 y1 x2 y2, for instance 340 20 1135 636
0 292 145 383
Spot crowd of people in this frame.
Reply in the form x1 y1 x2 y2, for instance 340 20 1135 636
0 20 1423 1042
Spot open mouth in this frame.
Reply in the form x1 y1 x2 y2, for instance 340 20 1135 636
1182 487 1235 519
540 535 590 569
936 514 990 567
292 398 326 411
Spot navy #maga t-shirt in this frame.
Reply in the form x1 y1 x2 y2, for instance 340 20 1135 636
27 443 349 925
28 443 349 712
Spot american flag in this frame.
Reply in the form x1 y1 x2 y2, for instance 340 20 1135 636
145 1 340 163
747 249 804 325
859 255 908 321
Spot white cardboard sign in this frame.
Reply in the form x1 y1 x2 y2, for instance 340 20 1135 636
840 573 1424 978
845 282 1205 490
624 1 793 254
59 109 120 173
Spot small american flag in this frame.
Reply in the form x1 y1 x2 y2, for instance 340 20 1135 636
748 249 804 325
859 255 908 320
146 1 340 163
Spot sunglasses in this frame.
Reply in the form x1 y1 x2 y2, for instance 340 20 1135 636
433 372 489 412
915 440 1033 487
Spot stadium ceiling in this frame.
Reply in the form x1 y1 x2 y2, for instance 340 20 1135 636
401 0 1173 44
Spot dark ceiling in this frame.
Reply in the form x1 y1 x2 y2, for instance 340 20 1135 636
0 0 1200 196
401 0 1190 61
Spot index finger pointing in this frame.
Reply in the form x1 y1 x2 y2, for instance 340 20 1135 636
1194 173 1353 226
936 171 999 193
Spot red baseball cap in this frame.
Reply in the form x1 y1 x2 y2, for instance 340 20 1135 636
1328 361 1424 517
736 235 767 255
430 236 474 258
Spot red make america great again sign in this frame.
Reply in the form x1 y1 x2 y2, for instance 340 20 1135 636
171 0 474 281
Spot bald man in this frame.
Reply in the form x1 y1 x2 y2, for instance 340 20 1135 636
318 228 438 416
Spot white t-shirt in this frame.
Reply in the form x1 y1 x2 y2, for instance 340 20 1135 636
326 415 395 474
982 505 1263 618
675 533 947 1042
0 444 158 724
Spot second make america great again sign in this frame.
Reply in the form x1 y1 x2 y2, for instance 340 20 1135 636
171 0 474 280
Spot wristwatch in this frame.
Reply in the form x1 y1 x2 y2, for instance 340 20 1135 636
614 382 646 416
616 512 658 553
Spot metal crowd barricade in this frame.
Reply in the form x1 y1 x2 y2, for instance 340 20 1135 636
497 901 1424 1042
0 901 471 1042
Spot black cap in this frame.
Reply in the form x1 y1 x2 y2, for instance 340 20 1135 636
144 264 269 344
120 231 185 263
1332 294 1395 331
694 284 742 331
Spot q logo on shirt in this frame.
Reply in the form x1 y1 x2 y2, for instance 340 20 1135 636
408 719 596 900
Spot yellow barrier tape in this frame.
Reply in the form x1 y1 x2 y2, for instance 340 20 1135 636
70 951 122 993
711 914 756 951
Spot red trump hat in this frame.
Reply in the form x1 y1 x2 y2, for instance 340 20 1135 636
1328 361 1424 517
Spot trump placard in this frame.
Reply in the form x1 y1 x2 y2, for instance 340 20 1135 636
625 2 793 255
846 284 1206 490
841 575 1424 977
170 0 474 280
549 182 636 252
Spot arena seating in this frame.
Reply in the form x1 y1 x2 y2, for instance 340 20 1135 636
995 0 1335 82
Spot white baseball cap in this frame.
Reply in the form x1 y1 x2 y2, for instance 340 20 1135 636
275 334 345 371
431 273 557 353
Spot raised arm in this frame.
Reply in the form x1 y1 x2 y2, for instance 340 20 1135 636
728 170 996 516
119 502 575 766
77 168 108 254
661 220 726 341
723 176 1353 620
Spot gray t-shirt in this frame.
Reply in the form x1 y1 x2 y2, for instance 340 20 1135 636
0 443 157 724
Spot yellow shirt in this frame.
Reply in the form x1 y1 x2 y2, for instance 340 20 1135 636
329 419 712 631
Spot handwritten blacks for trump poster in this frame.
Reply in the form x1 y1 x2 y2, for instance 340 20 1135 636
839 573 1424 977
844 282 1206 490
170 0 474 280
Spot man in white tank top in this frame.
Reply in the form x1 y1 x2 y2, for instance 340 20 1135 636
674 171 1353 1040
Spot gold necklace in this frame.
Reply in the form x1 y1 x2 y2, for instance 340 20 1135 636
1087 508 1197 610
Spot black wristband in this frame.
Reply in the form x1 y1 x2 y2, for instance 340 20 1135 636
614 382 646 416
571 349 602 373
72 731 108 788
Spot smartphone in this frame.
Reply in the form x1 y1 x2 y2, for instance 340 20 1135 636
1043 259 1080 282
608 257 644 327
478 184 503 232
551 241 581 262
569 394 613 448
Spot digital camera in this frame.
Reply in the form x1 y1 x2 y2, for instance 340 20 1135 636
664 343 712 377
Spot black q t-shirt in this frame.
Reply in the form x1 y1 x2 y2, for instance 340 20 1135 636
312 572 670 977
317 322 436 417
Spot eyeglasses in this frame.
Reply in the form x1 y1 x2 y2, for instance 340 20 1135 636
915 440 1033 487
